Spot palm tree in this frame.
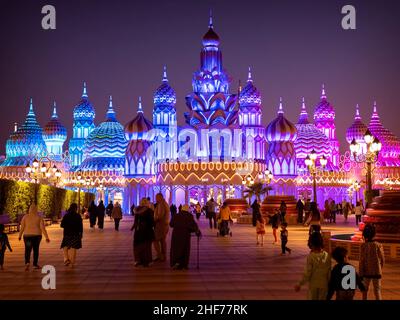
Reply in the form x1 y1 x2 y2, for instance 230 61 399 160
243 182 273 204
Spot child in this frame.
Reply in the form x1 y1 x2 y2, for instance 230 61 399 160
280 222 291 255
327 246 365 300
359 224 385 300
294 232 331 300
256 213 266 246
0 224 13 270
269 209 280 244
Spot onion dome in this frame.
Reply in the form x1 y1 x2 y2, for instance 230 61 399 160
202 12 220 47
3 98 47 166
294 97 332 161
43 102 67 142
239 67 261 106
314 84 335 121
368 101 400 160
73 82 95 121
80 96 128 171
153 66 177 108
125 97 154 141
266 98 297 142
346 104 368 143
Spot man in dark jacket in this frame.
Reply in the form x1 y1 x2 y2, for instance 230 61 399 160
296 199 304 224
106 201 114 220
97 200 106 230
170 204 201 270
251 200 260 227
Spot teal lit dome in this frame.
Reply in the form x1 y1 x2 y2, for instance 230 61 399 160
80 96 128 171
2 99 47 166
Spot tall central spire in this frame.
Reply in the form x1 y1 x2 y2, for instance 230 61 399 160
209 9 213 29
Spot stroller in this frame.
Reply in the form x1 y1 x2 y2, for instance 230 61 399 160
217 219 232 237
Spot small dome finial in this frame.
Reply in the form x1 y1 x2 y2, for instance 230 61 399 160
355 104 361 119
138 96 143 113
209 9 213 29
373 100 377 113
106 95 116 120
301 97 306 110
247 67 253 83
321 83 327 99
28 98 34 116
82 81 88 98
14 122 18 132
278 97 284 114
162 65 168 82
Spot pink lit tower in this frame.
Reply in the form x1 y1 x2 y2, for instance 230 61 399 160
313 84 340 167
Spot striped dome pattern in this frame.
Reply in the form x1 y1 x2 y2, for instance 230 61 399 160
125 97 154 141
266 99 297 142
43 104 67 141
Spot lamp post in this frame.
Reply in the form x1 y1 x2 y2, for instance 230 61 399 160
25 157 62 185
349 129 381 206
305 150 327 204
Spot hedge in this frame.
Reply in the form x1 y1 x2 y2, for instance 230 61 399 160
0 179 95 221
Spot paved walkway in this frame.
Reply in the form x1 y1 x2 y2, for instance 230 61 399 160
1 215 399 300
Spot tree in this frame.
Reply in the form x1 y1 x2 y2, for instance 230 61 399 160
243 182 273 203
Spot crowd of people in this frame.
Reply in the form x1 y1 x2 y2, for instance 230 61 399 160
0 194 386 300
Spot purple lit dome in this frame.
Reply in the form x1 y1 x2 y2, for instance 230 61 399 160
368 102 400 161
73 82 95 121
43 104 67 141
314 84 335 121
153 66 177 108
202 15 220 47
239 68 261 106
125 97 154 141
294 98 332 159
266 98 297 142
346 104 368 144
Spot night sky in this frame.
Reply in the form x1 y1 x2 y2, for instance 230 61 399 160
1 0 400 155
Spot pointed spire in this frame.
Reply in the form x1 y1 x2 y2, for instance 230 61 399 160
354 104 361 120
298 97 309 124
106 95 116 120
209 9 213 29
371 100 380 119
14 122 18 133
247 67 253 83
52 101 58 119
278 97 284 114
321 83 327 99
162 65 168 82
28 98 35 116
137 96 143 113
82 82 88 98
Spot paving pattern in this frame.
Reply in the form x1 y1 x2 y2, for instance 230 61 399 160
0 215 399 300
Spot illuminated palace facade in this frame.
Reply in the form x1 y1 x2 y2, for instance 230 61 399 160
2 17 400 213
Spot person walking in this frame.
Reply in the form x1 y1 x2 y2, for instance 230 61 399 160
97 200 106 230
170 204 177 219
251 200 260 227
342 201 350 222
111 202 123 231
18 204 50 271
106 201 114 220
130 203 135 217
296 199 304 224
268 209 281 244
88 200 97 229
0 224 12 270
153 193 170 262
295 232 331 300
60 203 83 266
359 224 385 300
329 200 336 224
170 204 201 270
217 201 232 237
205 198 217 229
280 222 291 255
304 199 311 225
354 201 363 226
323 199 330 223
131 198 154 267
279 200 287 223
255 214 266 246
195 202 202 220
308 202 321 235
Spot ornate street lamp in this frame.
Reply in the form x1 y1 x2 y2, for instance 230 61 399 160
349 129 381 206
305 150 327 203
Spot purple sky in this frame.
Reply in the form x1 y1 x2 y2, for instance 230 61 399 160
1 0 400 155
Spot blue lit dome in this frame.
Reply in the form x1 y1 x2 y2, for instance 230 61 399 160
153 66 177 108
43 104 67 142
80 96 128 172
3 99 47 166
266 98 297 142
73 82 95 121
239 68 261 106
125 97 154 141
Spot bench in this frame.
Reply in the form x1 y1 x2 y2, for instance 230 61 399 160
0 214 19 234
